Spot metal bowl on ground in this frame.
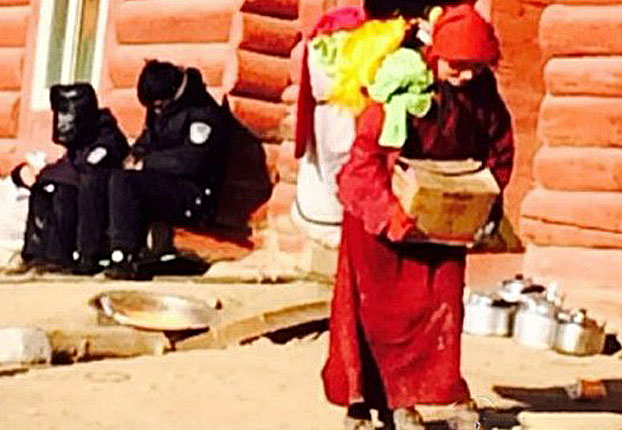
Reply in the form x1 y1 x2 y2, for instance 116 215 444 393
464 292 516 337
89 290 221 332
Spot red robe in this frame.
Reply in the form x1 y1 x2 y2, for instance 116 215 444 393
322 71 514 408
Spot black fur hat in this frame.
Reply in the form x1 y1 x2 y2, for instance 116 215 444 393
49 82 99 146
137 59 184 107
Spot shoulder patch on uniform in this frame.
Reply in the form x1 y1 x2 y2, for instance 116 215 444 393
189 122 212 145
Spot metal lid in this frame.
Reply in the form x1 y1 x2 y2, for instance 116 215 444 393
567 309 603 329
519 296 558 316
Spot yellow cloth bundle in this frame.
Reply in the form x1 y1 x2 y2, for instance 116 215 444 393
328 17 407 114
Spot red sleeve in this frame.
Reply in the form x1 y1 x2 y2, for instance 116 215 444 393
294 44 316 159
337 103 415 241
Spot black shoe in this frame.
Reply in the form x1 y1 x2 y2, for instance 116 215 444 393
104 250 153 281
137 251 210 277
70 259 104 276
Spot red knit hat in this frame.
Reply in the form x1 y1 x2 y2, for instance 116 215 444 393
429 4 500 65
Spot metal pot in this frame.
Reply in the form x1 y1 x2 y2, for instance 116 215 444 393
464 293 516 337
512 297 558 349
554 309 606 356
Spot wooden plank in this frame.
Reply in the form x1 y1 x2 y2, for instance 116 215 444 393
176 299 329 350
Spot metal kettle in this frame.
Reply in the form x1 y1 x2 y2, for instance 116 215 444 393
554 309 606 356
512 296 558 350
463 292 516 337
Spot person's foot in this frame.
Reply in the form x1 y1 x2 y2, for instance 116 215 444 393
104 250 153 281
378 408 395 430
345 403 374 430
70 259 105 276
344 416 374 430
393 407 425 430
446 405 479 430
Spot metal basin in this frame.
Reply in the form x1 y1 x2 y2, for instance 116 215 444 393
89 290 221 332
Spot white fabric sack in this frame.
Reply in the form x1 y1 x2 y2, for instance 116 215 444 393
291 42 356 249
0 176 30 268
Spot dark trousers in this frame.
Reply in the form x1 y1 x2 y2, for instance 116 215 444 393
22 170 114 265
22 182 78 265
108 170 207 254
76 170 113 261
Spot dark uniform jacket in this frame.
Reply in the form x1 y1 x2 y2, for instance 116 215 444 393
39 108 129 186
132 68 228 188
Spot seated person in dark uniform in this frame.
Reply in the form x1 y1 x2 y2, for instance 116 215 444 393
19 83 129 274
104 60 229 280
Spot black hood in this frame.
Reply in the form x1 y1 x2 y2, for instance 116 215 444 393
50 83 99 148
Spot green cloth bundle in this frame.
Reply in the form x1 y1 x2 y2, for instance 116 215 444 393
368 48 434 148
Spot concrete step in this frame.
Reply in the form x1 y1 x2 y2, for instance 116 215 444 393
0 327 52 365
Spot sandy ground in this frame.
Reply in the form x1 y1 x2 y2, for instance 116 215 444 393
0 273 621 430
2 331 622 430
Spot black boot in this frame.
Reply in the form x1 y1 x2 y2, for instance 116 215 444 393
104 249 153 281
70 252 106 276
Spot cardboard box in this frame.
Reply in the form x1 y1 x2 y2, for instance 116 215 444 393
391 158 500 245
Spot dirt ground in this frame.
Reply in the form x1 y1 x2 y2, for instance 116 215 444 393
1 272 621 430
2 330 622 430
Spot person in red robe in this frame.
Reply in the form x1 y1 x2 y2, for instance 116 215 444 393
322 4 514 430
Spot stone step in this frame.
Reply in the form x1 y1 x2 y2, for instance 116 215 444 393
116 0 239 44
540 5 622 58
0 48 23 91
0 91 19 138
0 5 28 47
545 57 622 97
232 49 291 102
240 12 301 57
538 95 622 147
520 217 622 248
108 43 235 89
48 327 168 362
521 188 622 233
0 327 51 365
534 146 622 191
241 0 299 20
